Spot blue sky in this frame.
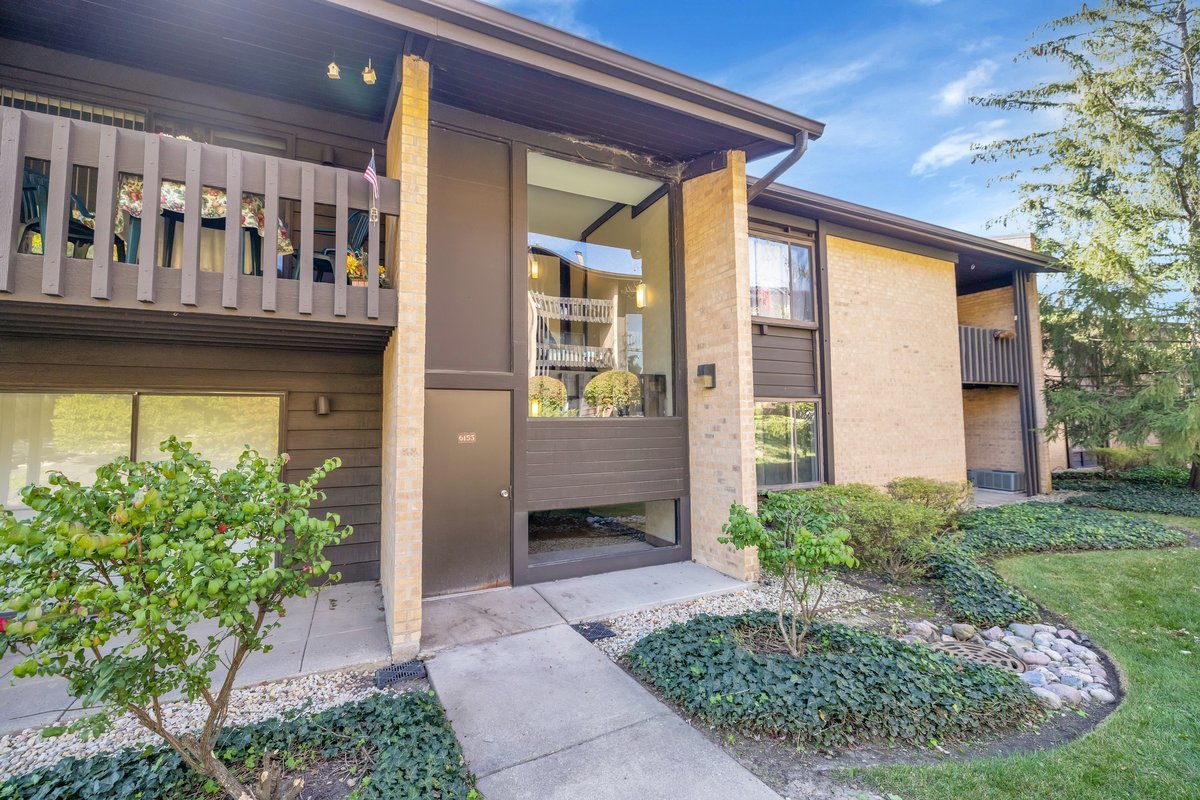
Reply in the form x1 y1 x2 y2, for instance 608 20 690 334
489 0 1079 237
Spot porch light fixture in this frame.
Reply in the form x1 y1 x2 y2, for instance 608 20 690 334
362 59 377 85
315 395 332 416
528 252 539 279
327 59 341 80
696 363 716 389
530 398 541 416
635 282 647 309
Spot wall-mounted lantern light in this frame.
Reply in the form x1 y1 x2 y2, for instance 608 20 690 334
315 395 332 416
530 398 541 416
362 59 377 85
529 252 539 279
635 282 647 309
327 59 341 80
696 363 716 389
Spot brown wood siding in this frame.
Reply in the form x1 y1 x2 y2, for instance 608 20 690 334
0 337 382 582
751 324 818 398
525 418 687 510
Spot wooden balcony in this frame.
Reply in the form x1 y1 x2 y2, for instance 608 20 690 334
0 109 400 340
959 324 1020 385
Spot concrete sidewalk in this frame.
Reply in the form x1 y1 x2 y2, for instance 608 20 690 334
424 563 779 799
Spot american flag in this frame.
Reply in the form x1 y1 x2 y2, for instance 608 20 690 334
364 151 379 201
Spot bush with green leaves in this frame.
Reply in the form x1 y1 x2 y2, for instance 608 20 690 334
582 369 642 417
1088 446 1159 472
1066 485 1200 517
720 492 856 656
926 547 1039 627
625 612 1040 747
1118 465 1192 487
0 438 350 800
528 375 568 416
1049 471 1117 491
0 692 479 800
959 502 1187 556
802 483 889 504
885 476 972 523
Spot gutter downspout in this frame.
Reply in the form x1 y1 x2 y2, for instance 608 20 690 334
747 131 809 202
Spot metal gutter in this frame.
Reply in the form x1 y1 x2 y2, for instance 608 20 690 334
319 0 825 149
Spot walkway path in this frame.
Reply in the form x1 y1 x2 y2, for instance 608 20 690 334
424 563 780 800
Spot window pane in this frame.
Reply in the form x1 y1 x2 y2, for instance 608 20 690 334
0 392 132 514
136 395 279 470
749 237 791 319
528 500 678 566
755 401 819 487
790 243 815 322
527 152 672 418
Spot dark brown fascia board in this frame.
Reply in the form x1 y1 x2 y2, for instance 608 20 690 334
751 182 1059 273
318 0 825 151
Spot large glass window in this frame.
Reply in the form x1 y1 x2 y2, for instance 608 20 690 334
755 401 819 487
527 152 673 418
528 500 678 566
749 235 815 322
0 392 281 515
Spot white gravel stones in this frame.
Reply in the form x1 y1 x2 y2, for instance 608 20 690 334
593 576 874 661
0 668 397 781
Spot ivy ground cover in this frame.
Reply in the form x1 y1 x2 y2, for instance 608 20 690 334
1 692 478 800
625 611 1039 748
864 547 1200 800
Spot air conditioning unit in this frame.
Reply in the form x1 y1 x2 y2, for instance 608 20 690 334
971 469 1026 493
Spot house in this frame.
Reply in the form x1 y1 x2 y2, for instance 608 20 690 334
0 0 1055 658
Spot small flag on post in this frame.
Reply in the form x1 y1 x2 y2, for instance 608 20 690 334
364 150 379 223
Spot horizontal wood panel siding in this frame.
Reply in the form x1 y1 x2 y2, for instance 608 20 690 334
959 325 1020 386
752 325 818 398
0 337 382 582
526 418 688 511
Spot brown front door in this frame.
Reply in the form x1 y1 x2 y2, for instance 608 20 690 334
422 389 512 596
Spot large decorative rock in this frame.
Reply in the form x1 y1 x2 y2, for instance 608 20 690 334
1033 623 1057 634
909 621 937 641
1060 673 1087 689
1032 687 1062 710
1037 647 1064 662
1021 650 1051 666
1058 628 1079 641
1090 688 1116 704
951 623 977 642
984 626 1005 641
1010 623 1038 639
1003 636 1035 652
1020 671 1047 687
900 635 925 645
1047 683 1083 706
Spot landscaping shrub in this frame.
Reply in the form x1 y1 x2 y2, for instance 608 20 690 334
0 692 478 800
1049 471 1117 491
803 483 888 503
1066 485 1200 517
836 496 946 583
958 502 1187 556
1088 445 1157 471
886 477 972 522
1118 465 1191 487
626 612 1040 747
926 547 1039 626
582 370 641 416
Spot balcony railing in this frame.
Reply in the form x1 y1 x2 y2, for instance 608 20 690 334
0 108 399 326
959 325 1020 385
535 342 615 371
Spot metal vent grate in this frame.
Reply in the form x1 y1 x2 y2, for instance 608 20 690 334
930 641 1026 674
572 621 617 642
1 87 146 130
375 660 427 688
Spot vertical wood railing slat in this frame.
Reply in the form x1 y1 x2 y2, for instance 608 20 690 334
90 127 118 299
333 171 348 317
0 109 23 293
41 119 72 296
137 135 160 302
222 149 242 309
261 158 278 312
180 141 201 305
367 212 379 320
298 164 314 315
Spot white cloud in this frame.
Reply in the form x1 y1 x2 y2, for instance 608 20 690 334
935 59 997 114
748 56 880 108
910 120 1007 176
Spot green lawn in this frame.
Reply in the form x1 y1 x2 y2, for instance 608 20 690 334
861 546 1200 800
1121 512 1200 536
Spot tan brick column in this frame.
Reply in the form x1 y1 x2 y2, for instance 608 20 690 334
380 55 429 659
681 151 759 581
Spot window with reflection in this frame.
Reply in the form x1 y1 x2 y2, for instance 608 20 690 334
527 153 673 418
749 235 815 322
755 401 819 487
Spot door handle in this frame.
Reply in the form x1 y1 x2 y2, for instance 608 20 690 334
500 488 511 498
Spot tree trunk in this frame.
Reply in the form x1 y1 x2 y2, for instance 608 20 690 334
1189 461 1200 491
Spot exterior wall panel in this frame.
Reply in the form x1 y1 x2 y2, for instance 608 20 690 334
0 337 383 582
751 325 818 397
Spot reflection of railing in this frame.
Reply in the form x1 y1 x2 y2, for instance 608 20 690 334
959 325 1020 385
536 343 614 371
529 291 615 323
1 108 399 325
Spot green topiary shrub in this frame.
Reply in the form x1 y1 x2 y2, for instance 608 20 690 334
836 496 946 583
958 502 1187 555
1088 446 1158 471
886 476 972 523
926 546 1039 626
1066 485 1200 517
582 370 642 417
528 375 568 416
0 692 479 800
625 612 1040 747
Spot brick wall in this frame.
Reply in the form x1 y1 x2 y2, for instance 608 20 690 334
826 236 967 485
380 55 429 659
962 387 1023 472
681 152 759 581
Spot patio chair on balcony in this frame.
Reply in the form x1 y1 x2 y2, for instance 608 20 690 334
19 169 126 261
306 210 371 283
